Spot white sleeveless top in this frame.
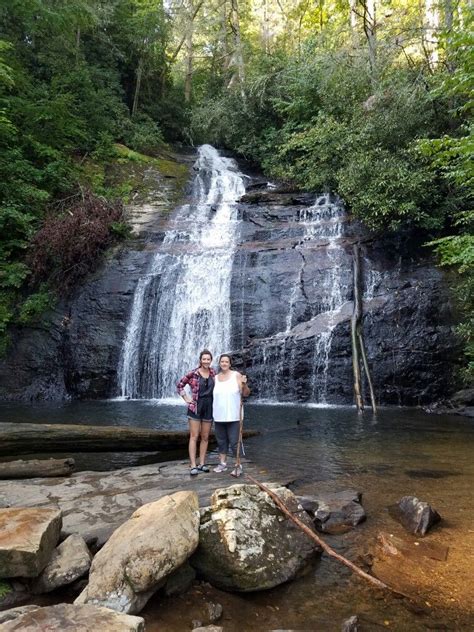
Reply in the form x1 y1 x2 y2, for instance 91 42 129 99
213 371 241 422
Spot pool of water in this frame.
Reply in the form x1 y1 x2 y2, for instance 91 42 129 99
1 401 473 629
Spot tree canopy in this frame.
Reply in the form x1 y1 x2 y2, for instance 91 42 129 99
0 0 472 379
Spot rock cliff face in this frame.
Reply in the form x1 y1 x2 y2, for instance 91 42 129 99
0 152 459 405
229 189 459 405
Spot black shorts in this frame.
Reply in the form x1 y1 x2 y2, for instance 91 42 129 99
188 396 213 422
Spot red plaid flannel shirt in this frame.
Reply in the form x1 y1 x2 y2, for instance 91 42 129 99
177 367 216 413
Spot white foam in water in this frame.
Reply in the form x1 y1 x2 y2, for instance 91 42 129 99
118 145 245 399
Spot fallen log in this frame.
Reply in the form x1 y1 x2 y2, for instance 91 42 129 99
0 423 259 456
0 458 75 479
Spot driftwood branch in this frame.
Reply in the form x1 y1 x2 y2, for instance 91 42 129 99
246 474 389 591
0 458 75 479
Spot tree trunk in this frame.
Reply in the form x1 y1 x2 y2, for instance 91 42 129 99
0 423 259 456
0 458 75 479
362 0 377 82
228 0 246 95
349 0 359 45
424 0 440 69
184 0 194 103
132 56 144 117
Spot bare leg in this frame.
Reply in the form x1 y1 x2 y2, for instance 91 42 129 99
199 420 212 465
188 419 201 468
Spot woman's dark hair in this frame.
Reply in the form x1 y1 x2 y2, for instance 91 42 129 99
199 349 213 364
219 353 232 366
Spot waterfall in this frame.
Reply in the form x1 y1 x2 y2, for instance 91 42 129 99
305 198 348 402
118 145 246 399
255 195 349 404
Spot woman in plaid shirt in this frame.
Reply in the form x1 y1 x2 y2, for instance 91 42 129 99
177 349 216 476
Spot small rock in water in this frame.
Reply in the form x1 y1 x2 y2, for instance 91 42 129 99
298 490 366 534
192 627 223 632
206 601 223 622
395 496 441 536
342 615 359 631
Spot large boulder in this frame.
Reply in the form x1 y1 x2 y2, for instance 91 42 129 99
0 603 144 631
395 496 441 536
76 491 200 614
31 534 92 594
0 508 62 577
191 484 318 591
298 490 366 534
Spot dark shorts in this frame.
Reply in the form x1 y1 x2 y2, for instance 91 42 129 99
187 396 213 422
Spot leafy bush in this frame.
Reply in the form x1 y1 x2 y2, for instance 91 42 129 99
27 190 125 293
120 114 164 155
18 285 56 325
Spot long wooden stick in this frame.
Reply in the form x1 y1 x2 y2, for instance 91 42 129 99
234 399 244 473
245 474 390 591
351 244 364 413
358 330 377 413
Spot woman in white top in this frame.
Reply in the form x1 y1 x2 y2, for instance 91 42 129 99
212 354 250 475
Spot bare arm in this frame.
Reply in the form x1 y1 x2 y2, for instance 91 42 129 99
237 372 251 397
177 372 193 404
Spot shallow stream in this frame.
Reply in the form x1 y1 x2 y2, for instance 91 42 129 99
1 402 473 630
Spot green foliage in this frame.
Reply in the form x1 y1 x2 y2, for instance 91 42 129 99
18 286 56 325
0 579 12 598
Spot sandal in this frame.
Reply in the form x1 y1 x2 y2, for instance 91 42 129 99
197 464 210 473
213 463 227 473
189 467 199 476
231 465 243 478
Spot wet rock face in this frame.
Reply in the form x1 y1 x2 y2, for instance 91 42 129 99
0 161 459 404
229 190 459 405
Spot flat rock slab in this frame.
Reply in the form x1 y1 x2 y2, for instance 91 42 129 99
0 508 62 577
0 460 289 549
0 603 145 631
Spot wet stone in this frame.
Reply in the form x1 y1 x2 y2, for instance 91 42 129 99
394 496 441 536
0 603 145 632
298 489 366 534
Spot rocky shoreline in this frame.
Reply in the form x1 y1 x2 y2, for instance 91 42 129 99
0 454 465 631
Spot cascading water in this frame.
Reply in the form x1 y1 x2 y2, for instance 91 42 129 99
304 198 349 403
118 145 245 399
255 195 350 403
